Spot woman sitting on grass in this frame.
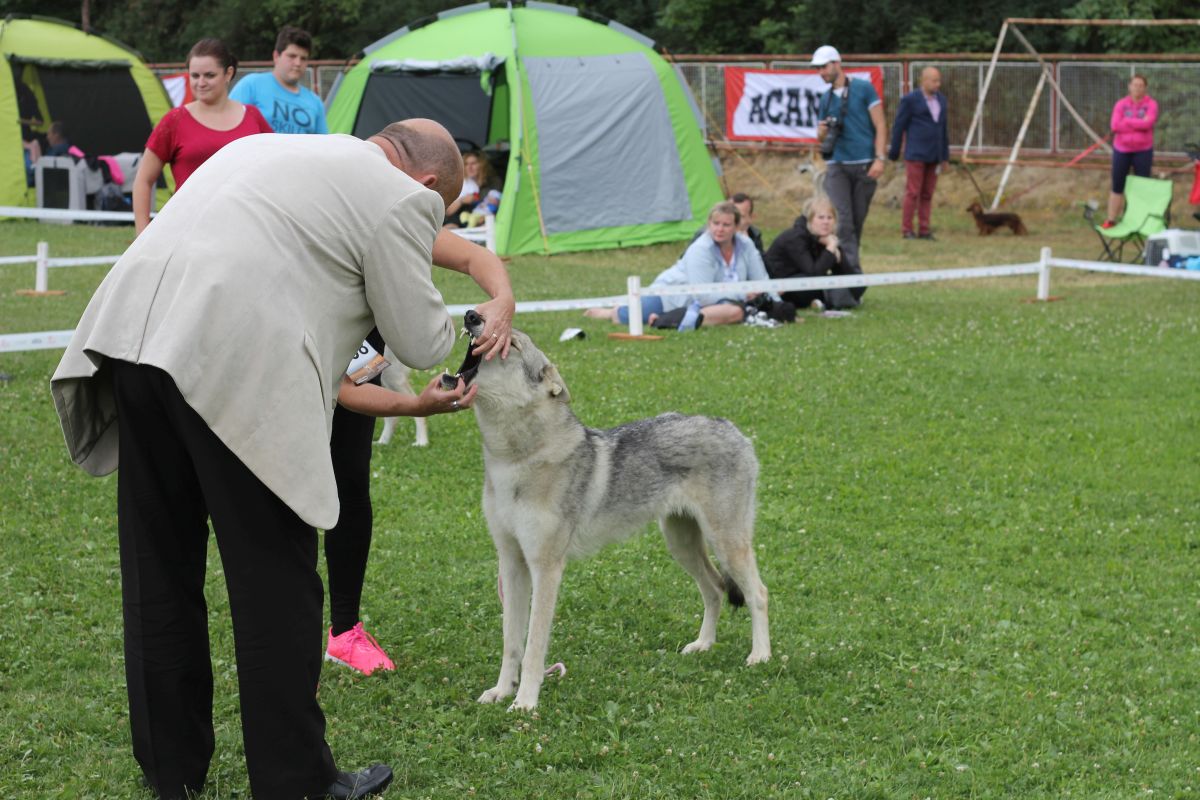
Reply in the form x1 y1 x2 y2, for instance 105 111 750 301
764 196 865 311
585 201 777 329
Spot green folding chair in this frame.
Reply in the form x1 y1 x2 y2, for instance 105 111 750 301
1084 175 1173 262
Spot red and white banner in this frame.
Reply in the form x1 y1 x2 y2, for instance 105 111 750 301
161 72 193 107
724 67 884 142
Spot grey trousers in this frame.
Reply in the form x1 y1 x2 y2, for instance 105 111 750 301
823 161 876 307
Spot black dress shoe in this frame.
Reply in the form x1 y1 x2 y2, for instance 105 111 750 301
918 232 937 241
318 764 394 799
902 231 916 239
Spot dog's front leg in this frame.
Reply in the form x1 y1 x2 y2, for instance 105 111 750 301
376 416 396 445
478 538 530 704
509 556 566 711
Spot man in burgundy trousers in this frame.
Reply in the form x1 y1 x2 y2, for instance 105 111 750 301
888 67 949 240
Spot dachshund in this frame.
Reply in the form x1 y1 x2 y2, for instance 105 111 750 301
966 202 1028 235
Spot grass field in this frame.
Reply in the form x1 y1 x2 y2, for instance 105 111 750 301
2 208 1199 799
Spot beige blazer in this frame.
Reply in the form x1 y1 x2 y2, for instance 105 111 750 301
51 133 456 529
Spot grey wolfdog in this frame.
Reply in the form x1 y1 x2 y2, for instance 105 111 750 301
450 316 770 711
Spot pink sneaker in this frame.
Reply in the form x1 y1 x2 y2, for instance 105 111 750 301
325 622 395 676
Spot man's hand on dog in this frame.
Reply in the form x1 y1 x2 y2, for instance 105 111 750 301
418 375 477 415
472 294 515 360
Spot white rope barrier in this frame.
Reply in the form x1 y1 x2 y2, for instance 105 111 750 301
623 261 1044 336
0 205 143 223
1047 256 1200 281
1 215 492 296
445 296 627 317
43 255 123 267
3 249 1198 353
618 247 1200 335
0 330 76 352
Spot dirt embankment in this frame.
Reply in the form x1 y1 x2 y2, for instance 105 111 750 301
716 150 1196 231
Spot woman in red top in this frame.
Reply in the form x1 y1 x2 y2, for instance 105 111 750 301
132 38 273 235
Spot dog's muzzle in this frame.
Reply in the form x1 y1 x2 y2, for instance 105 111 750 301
440 310 486 389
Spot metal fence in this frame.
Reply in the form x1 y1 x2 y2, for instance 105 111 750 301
146 56 1200 158
673 57 1200 158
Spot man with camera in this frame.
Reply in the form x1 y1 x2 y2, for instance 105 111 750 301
813 45 886 306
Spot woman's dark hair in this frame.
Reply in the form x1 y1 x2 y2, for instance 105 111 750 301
1130 73 1148 88
187 38 238 79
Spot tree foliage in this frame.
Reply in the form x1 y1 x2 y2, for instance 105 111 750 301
4 0 1197 60
1061 0 1200 52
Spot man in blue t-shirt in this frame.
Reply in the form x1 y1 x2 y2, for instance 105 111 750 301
813 45 886 306
231 26 328 135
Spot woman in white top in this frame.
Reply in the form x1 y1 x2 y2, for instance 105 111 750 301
443 151 495 226
586 201 777 326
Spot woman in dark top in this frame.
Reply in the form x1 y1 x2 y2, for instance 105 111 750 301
765 196 864 310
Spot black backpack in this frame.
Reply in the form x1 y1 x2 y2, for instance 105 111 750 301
94 181 127 212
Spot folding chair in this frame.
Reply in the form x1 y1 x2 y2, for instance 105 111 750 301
1084 175 1173 262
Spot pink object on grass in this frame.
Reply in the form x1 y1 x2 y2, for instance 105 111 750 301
325 622 395 676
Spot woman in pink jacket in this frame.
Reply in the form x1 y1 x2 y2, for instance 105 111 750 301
1103 74 1158 228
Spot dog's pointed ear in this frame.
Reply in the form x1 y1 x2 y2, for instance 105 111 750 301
541 363 570 403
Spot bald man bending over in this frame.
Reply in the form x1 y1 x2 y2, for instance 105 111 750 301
51 120 465 800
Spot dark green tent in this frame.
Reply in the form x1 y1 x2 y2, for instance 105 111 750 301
1 15 172 208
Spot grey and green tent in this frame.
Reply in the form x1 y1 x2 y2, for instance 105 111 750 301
326 2 724 256
0 15 172 208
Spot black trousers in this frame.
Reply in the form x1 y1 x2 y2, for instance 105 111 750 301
325 403 376 634
823 162 875 309
111 361 337 799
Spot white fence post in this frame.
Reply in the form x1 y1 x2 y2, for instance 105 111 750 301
35 241 49 293
626 275 644 337
1037 246 1051 301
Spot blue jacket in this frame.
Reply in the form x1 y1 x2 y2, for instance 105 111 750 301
888 90 949 164
651 232 775 312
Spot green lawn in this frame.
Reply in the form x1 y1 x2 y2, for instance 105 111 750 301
2 210 1198 799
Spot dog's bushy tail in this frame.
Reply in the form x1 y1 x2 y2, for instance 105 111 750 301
722 571 746 608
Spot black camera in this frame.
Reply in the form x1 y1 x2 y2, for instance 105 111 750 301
744 294 797 323
819 116 842 159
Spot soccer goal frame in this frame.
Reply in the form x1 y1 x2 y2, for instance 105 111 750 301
964 17 1200 210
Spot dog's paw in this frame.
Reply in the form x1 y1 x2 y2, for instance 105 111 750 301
681 638 714 655
745 650 771 666
507 696 539 713
411 439 429 447
477 686 513 704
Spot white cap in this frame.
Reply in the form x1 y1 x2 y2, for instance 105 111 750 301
811 45 841 66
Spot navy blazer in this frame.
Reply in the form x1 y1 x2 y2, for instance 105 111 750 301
888 90 949 164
